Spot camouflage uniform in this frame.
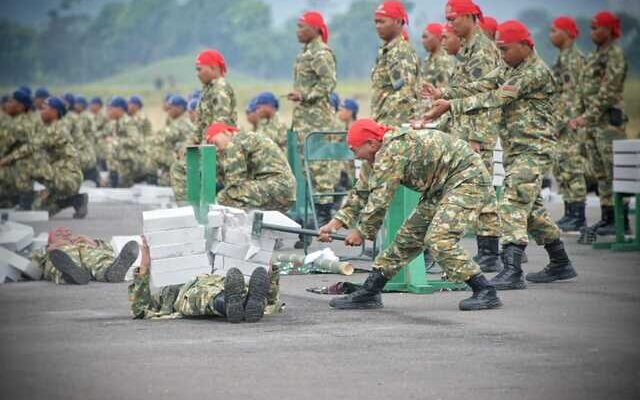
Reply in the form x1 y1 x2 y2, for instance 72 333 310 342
450 53 560 246
0 112 37 204
421 48 456 88
334 128 493 282
153 112 194 186
256 114 287 152
371 36 420 125
292 36 339 205
90 110 109 169
65 112 96 172
128 272 282 319
552 45 587 203
169 154 187 202
193 77 237 144
131 111 154 176
441 26 503 238
578 44 627 207
106 114 144 187
33 241 115 284
217 131 295 214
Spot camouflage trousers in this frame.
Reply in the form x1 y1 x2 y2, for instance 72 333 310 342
217 178 295 214
373 180 494 283
584 123 627 206
500 153 560 246
307 160 341 205
32 162 83 215
170 158 187 203
0 159 33 206
173 275 226 317
553 132 587 203
475 148 502 237
34 241 115 284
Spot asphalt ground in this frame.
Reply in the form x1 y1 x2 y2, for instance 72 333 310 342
1 201 639 400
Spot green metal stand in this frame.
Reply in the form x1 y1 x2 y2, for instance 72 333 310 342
186 145 217 224
592 193 640 251
383 187 465 293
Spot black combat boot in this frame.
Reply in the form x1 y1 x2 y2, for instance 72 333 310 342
458 274 503 311
17 191 35 210
315 203 334 227
596 204 630 236
244 267 270 323
329 269 387 309
526 239 578 283
489 244 527 290
558 202 586 232
473 236 502 273
556 201 570 226
72 193 89 219
223 267 246 323
104 241 140 283
49 249 91 285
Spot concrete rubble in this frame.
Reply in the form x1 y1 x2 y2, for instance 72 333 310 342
0 215 44 283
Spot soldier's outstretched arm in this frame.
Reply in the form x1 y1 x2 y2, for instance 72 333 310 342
128 236 152 319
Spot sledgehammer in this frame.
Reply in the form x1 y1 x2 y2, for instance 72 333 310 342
251 211 347 241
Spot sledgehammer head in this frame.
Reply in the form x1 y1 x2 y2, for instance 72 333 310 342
251 211 264 239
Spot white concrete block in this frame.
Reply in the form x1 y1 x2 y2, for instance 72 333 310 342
212 242 249 259
250 237 276 251
614 167 640 180
246 250 273 265
0 262 21 283
150 265 211 287
207 210 225 228
0 246 41 280
492 150 503 163
150 252 211 274
613 154 640 166
222 226 250 244
146 226 204 247
613 139 640 152
143 206 198 233
613 180 640 194
150 240 206 260
31 232 49 251
213 254 225 272
0 210 49 222
0 221 34 252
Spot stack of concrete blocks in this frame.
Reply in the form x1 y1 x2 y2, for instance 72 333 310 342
492 138 505 188
0 219 43 283
613 139 640 195
143 206 210 287
208 205 300 279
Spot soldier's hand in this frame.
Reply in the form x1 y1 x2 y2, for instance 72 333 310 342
39 189 49 201
424 99 451 121
568 117 586 130
318 219 345 242
138 235 150 276
287 92 303 102
0 157 9 167
469 141 482 153
345 229 364 246
421 83 442 100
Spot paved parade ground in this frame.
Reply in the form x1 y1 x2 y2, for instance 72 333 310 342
1 202 639 400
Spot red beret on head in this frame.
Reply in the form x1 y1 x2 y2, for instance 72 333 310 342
347 119 392 148
299 11 329 43
424 23 444 39
196 49 227 76
375 1 409 24
553 16 579 39
496 20 534 48
206 122 238 143
446 0 483 23
593 11 621 39
480 16 498 35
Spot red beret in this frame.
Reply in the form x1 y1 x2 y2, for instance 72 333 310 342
496 20 534 48
593 11 621 39
347 119 392 149
375 1 408 24
480 16 498 35
446 0 483 23
206 122 238 143
196 49 227 76
299 11 329 43
424 23 444 39
553 16 579 39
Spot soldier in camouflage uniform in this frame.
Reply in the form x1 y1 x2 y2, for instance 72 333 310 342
205 123 295 214
33 87 50 110
129 237 276 323
548 16 587 232
105 97 145 187
32 227 139 285
423 0 504 273
425 20 578 290
255 92 287 152
62 93 96 186
151 95 194 186
371 2 420 126
319 119 502 311
89 97 109 175
127 96 154 180
421 23 456 90
570 11 629 238
245 96 260 131
288 11 339 226
73 95 99 184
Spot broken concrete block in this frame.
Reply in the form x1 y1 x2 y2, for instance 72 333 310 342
143 206 198 233
222 206 249 227
146 226 205 247
31 232 49 251
222 227 250 244
213 253 225 272
0 221 35 252
245 250 273 265
212 242 249 259
250 237 276 251
150 240 206 260
207 210 224 228
0 246 42 280
0 262 21 283
150 265 212 287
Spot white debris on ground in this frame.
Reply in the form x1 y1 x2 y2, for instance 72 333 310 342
0 213 46 283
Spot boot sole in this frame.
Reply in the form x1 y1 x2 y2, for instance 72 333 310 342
49 250 91 285
526 270 578 283
104 241 139 283
491 281 527 290
224 268 245 323
459 298 503 311
245 267 270 323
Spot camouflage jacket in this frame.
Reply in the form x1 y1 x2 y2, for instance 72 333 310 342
131 112 153 138
194 77 238 144
334 128 489 239
371 36 420 125
256 114 287 151
449 52 557 157
578 43 627 125
552 44 584 127
32 118 81 181
91 110 108 136
421 48 456 88
107 114 144 168
153 112 194 169
292 36 337 133
217 130 295 203
1 112 36 163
